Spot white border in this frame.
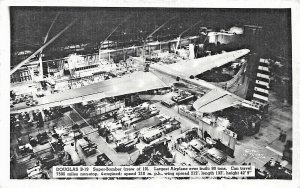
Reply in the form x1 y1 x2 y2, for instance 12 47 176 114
0 0 299 188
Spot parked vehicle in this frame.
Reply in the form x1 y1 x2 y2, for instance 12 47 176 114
194 156 208 165
141 129 163 144
161 99 176 108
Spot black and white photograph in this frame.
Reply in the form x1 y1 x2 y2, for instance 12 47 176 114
1 1 299 187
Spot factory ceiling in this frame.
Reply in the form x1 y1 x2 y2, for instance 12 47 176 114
10 7 291 64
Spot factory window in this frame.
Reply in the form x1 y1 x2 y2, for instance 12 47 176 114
255 83 268 90
257 76 269 83
257 69 270 76
75 64 98 71
255 90 269 98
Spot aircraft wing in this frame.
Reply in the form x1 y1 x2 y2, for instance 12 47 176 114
193 88 243 113
10 71 168 113
151 49 250 77
150 49 251 113
11 49 251 114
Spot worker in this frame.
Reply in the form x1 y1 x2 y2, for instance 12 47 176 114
269 157 275 167
279 130 283 141
37 112 44 127
281 131 287 142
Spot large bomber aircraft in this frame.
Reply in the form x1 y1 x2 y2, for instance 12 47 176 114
135 48 255 113
10 47 253 114
10 15 254 114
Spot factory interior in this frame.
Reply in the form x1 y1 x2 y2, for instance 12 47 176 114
9 7 292 179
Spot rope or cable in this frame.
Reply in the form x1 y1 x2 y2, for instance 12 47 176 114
10 18 78 75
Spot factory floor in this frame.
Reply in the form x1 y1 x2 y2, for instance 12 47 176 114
152 94 293 170
229 91 292 170
11 88 292 179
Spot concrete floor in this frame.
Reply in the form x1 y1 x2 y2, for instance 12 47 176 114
151 92 293 170
10 86 292 178
150 69 293 170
